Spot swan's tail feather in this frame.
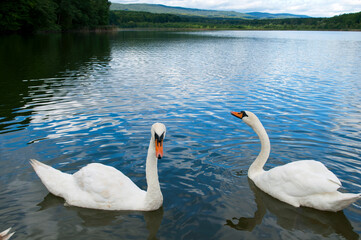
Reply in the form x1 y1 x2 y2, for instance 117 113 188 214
30 159 60 179
334 193 361 211
30 159 73 198
30 159 51 171
0 228 15 240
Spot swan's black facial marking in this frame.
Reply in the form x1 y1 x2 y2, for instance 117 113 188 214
240 111 248 118
155 132 164 142
231 111 248 119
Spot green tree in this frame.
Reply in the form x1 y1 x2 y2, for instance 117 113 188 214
0 0 58 32
0 0 110 33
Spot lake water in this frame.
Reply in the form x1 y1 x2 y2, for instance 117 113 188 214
0 30 360 239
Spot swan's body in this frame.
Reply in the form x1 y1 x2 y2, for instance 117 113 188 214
30 123 166 211
231 111 360 212
0 228 14 240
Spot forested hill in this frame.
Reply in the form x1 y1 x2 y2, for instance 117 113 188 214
108 3 360 30
0 0 110 33
1 0 360 33
109 10 361 30
110 3 310 19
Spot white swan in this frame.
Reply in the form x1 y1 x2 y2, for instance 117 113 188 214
0 228 14 240
30 123 166 211
231 110 360 212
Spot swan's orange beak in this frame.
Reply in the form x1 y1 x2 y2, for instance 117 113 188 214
155 139 163 160
231 111 245 119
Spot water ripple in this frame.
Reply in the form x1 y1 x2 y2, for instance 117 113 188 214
0 31 361 239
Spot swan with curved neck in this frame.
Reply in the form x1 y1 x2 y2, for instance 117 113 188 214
30 123 166 211
231 110 360 212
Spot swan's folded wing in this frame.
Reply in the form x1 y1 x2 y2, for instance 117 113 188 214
260 160 341 198
73 163 143 203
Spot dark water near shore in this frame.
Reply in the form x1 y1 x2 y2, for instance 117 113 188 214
0 30 360 239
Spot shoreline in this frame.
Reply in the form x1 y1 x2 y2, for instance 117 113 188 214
0 25 357 35
35 27 361 34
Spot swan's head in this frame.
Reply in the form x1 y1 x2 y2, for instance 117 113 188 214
151 123 166 160
231 110 258 127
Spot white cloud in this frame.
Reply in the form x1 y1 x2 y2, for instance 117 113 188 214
110 0 361 17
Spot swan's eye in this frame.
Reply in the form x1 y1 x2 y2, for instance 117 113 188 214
241 111 248 118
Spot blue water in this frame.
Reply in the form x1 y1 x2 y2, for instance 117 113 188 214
0 30 360 239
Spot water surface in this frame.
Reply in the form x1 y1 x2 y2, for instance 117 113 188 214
0 30 360 239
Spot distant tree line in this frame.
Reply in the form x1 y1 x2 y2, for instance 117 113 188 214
0 0 110 33
109 10 183 26
1 2 360 33
109 10 361 30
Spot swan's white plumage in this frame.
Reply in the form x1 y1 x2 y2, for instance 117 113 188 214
31 123 166 211
232 110 360 212
257 160 341 197
0 228 14 240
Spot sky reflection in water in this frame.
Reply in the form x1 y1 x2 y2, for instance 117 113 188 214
0 30 360 239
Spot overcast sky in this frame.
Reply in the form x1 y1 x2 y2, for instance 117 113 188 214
111 0 361 17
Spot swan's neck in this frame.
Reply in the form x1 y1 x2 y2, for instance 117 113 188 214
248 119 270 179
144 138 162 208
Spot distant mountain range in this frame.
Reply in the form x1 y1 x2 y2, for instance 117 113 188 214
110 3 311 19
